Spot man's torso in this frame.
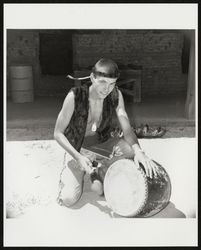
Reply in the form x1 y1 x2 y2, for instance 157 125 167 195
85 98 104 137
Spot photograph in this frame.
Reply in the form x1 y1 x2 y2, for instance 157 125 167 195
4 3 198 247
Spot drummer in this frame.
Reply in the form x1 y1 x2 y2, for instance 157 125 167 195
54 58 159 207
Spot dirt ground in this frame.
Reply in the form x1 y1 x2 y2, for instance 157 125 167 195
6 94 196 141
4 136 197 246
5 101 197 246
5 137 197 217
5 123 196 218
6 125 195 141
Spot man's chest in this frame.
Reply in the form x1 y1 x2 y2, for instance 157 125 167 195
88 99 104 122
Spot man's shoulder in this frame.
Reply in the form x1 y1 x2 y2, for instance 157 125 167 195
107 86 119 108
67 85 89 104
69 84 88 95
111 86 119 98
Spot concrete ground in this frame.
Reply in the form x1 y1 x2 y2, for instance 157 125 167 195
4 139 197 246
4 96 197 246
6 95 195 141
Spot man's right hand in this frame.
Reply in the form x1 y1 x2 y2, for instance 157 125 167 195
77 155 93 174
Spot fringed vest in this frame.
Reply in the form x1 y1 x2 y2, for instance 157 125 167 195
64 84 119 152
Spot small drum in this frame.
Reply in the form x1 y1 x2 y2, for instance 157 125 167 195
103 158 171 217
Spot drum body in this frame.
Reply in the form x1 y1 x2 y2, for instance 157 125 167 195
103 158 171 217
85 138 171 217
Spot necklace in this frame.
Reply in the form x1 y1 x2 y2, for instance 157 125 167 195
88 98 103 132
91 122 97 132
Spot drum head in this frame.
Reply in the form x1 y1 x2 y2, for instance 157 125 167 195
104 159 148 217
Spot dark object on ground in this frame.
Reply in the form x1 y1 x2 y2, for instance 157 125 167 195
111 124 166 139
134 124 166 138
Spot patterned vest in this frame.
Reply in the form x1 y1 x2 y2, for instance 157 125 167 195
64 84 119 152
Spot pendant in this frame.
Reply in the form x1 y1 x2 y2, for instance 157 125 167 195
92 123 97 132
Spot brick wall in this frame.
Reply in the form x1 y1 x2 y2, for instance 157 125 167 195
7 30 40 97
7 30 73 98
73 30 186 98
7 30 187 99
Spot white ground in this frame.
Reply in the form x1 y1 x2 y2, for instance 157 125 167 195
4 138 198 246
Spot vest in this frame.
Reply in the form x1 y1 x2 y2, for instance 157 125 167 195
64 84 119 152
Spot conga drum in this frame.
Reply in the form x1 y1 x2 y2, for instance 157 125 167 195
103 158 171 217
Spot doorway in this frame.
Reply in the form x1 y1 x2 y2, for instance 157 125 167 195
39 31 73 75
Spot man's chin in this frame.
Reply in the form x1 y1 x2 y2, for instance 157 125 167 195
99 92 108 99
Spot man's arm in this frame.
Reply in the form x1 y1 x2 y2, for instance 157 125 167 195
54 91 81 161
54 91 93 173
115 90 143 154
115 90 159 178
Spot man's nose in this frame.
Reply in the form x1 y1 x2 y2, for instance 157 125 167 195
103 84 109 92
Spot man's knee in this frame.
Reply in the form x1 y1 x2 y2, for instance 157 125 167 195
59 186 83 207
115 139 135 158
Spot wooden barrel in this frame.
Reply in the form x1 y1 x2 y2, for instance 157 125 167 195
10 65 34 103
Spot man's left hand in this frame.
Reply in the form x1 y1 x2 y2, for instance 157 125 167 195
134 151 159 179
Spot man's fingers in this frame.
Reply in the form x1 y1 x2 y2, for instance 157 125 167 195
145 160 155 178
147 163 153 179
87 161 93 170
83 158 93 173
147 160 161 178
135 156 161 179
152 165 158 178
142 161 151 178
150 160 161 177
134 157 150 177
142 161 153 179
86 157 92 164
134 154 162 179
114 146 123 156
150 161 158 177
134 156 140 169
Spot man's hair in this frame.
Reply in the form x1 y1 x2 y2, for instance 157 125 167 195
92 58 120 79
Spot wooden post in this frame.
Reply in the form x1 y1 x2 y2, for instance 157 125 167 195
185 30 195 120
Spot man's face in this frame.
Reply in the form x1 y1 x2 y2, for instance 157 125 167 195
91 74 117 99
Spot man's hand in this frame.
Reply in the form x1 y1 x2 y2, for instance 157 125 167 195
77 155 93 174
134 151 159 179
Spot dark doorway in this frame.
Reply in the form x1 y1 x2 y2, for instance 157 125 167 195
181 32 191 74
39 31 73 75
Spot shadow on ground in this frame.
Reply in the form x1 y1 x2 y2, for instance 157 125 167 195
67 192 121 218
67 192 186 218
